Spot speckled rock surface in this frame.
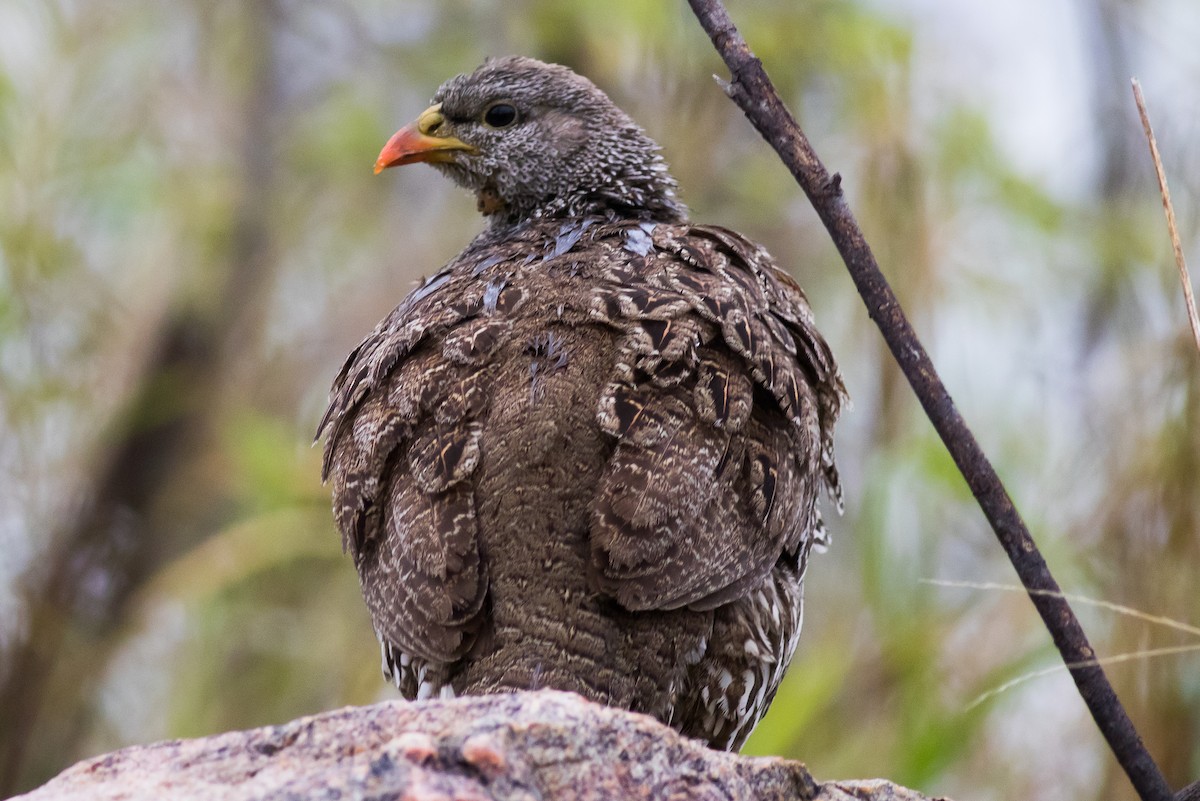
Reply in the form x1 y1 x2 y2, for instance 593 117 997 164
15 690 948 801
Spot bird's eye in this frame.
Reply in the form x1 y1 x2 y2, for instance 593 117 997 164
483 103 518 128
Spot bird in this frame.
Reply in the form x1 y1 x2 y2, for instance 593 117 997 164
318 56 845 751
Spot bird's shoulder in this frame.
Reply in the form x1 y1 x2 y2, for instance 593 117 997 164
319 217 843 475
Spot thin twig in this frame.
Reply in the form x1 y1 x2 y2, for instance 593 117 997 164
922 579 1200 707
966 644 1200 711
682 2 1173 800
1132 78 1200 358
923 579 1200 638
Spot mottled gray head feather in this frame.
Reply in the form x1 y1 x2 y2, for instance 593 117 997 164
428 56 687 228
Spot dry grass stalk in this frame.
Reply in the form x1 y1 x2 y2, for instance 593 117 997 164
1132 78 1200 358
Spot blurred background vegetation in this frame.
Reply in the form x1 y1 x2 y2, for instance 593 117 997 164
1 0 1197 798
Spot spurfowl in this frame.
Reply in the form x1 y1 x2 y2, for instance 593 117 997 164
319 56 845 751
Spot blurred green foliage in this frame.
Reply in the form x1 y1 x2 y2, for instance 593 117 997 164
1 1 1198 799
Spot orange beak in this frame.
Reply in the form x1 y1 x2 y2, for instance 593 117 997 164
374 103 477 174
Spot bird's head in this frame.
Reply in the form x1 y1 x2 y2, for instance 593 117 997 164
374 56 686 228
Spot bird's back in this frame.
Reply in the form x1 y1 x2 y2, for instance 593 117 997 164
321 216 843 749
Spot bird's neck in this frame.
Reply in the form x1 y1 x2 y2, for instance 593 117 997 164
480 177 687 235
473 138 689 235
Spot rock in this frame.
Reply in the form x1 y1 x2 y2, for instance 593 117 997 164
15 690 948 801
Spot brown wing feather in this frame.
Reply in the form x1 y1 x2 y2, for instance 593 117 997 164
320 263 503 665
588 222 844 613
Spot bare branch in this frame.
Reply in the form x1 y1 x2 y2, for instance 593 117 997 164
683 2 1174 800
